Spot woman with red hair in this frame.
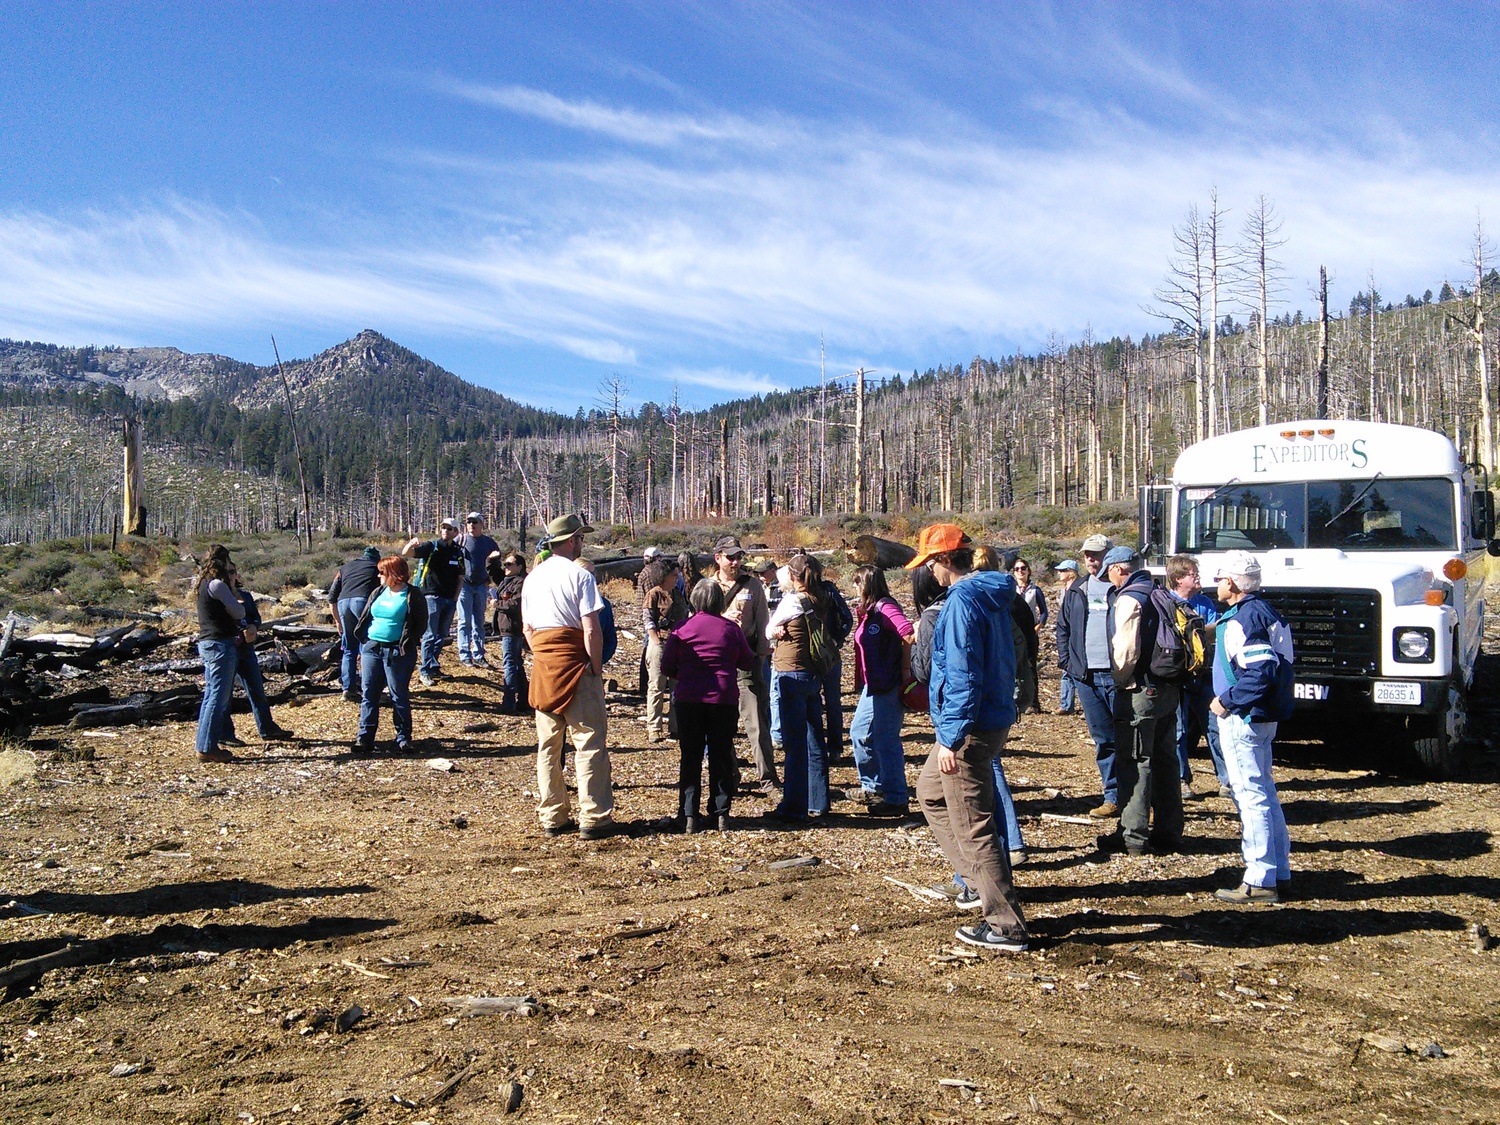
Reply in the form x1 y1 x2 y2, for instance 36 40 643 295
352 555 428 755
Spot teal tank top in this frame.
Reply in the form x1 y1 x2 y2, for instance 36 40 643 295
368 588 408 643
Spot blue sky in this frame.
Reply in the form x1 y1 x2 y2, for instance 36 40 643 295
2 2 1498 412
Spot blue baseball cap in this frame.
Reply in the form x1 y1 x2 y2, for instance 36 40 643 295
1101 546 1140 568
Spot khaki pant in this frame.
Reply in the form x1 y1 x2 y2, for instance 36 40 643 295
739 662 776 784
535 671 612 830
645 639 676 739
916 728 1027 938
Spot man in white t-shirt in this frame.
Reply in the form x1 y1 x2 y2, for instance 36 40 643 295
522 513 612 839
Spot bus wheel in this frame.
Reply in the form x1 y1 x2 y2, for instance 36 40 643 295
1408 686 1466 780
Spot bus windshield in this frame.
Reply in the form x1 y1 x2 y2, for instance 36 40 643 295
1176 477 1456 553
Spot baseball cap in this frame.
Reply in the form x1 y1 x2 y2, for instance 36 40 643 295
713 535 745 557
465 511 484 523
1101 546 1139 569
440 518 459 530
1214 549 1263 590
1053 559 1079 572
1081 534 1113 553
906 523 973 569
643 546 662 560
753 557 778 574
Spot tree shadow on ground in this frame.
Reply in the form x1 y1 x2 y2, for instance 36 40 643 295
1301 829 1492 862
1281 797 1440 824
13 877 376 919
1033 904 1467 950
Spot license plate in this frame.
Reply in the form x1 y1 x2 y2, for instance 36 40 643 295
1373 681 1422 706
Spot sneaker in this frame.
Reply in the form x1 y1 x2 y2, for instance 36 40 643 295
342 690 360 703
955 921 1029 952
716 814 731 832
760 808 806 826
544 820 577 837
844 788 880 805
1008 848 1028 867
1181 781 1195 802
418 672 435 688
472 656 491 669
261 725 295 741
1088 801 1119 819
578 822 615 841
867 801 910 819
220 736 246 748
196 747 235 764
349 741 374 758
1215 882 1280 905
929 881 967 901
954 887 984 911
1217 784 1235 799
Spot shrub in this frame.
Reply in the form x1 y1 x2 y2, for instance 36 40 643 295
12 552 76 593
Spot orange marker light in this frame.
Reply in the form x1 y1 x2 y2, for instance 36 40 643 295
1443 558 1467 581
1279 430 1296 439
1298 429 1314 437
1317 428 1335 437
1424 590 1447 606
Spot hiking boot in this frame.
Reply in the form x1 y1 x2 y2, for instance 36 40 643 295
261 725 295 741
1088 801 1119 819
349 741 374 758
418 672 435 688
867 801 910 819
1008 848 1028 867
844 788 880 805
196 747 235 764
578 822 615 841
716 814 731 832
544 820 577 837
1215 882 1280 905
1181 781 1196 801
220 736 246 748
342 689 360 703
955 921 1029 952
954 887 984 911
683 816 700 835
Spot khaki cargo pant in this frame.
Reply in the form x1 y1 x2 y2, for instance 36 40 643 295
535 671 613 830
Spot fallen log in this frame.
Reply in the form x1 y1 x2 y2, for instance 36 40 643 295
845 535 916 570
589 552 716 584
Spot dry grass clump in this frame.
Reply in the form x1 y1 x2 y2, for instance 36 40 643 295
0 742 37 788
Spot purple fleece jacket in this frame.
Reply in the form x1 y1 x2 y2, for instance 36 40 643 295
661 612 756 706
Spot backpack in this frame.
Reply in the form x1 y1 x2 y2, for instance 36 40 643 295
1147 586 1208 685
823 583 854 646
804 604 840 677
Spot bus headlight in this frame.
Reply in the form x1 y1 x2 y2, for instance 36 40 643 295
1393 627 1434 662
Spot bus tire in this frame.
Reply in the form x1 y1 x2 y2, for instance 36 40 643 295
1408 685 1466 780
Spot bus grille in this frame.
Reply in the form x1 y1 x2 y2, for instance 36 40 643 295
1261 587 1380 677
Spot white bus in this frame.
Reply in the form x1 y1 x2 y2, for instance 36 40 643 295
1139 420 1496 777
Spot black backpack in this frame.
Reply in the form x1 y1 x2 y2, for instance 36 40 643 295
1147 586 1208 685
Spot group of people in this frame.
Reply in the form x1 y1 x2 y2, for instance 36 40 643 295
191 513 1297 952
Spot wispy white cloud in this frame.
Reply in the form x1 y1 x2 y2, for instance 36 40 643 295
433 79 782 148
663 366 785 396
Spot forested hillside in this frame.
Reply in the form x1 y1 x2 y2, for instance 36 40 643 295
1 257 1496 543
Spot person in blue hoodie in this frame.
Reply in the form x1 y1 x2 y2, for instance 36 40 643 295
907 523 1029 954
1209 550 1295 904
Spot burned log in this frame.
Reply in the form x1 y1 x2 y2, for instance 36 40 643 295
845 535 916 570
70 687 202 729
588 553 715 585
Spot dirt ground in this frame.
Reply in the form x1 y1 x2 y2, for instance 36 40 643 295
4 581 1500 1125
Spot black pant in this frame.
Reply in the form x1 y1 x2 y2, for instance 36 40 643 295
677 699 739 818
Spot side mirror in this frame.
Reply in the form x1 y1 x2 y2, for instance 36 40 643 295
1488 539 1500 558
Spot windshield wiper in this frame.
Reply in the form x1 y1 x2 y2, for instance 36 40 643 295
1197 478 1241 505
1323 472 1385 527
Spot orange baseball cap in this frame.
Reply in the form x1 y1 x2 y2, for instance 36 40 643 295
906 523 973 568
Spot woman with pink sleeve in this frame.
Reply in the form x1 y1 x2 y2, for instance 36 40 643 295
847 565 915 818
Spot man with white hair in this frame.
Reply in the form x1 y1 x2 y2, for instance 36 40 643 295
1209 550 1295 904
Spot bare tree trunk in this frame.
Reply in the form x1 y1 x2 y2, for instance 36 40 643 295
271 337 314 551
121 415 146 535
1317 266 1331 418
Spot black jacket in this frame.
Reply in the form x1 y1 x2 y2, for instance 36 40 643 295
330 556 381 604
1055 575 1093 679
354 586 428 657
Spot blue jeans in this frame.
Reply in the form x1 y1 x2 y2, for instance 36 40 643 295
766 656 782 745
849 686 908 804
819 657 844 752
1177 678 1230 786
1058 671 1077 712
195 638 238 755
774 670 829 818
1218 713 1291 888
421 594 456 675
1076 670 1118 804
337 597 365 692
991 755 1025 851
500 633 528 710
219 642 275 741
359 640 417 746
456 583 488 662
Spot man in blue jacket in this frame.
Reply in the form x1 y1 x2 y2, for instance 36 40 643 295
908 523 1029 953
1209 550 1295 904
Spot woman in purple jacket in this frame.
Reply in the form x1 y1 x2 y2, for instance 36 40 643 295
661 578 756 833
848 565 914 817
